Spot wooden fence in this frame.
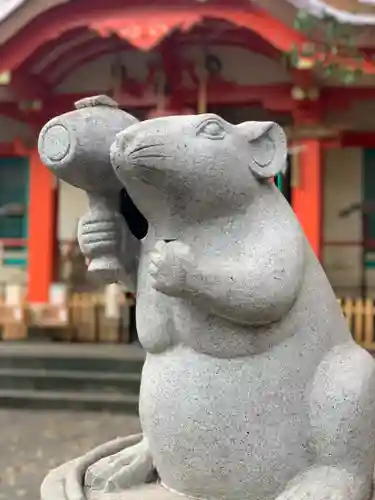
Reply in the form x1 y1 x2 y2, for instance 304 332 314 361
339 298 375 351
0 292 135 343
0 293 375 348
58 292 134 343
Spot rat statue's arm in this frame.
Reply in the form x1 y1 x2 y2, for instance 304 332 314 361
83 436 155 493
149 229 305 326
41 434 156 500
276 342 375 500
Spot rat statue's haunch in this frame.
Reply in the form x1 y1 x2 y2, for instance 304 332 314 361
40 104 375 500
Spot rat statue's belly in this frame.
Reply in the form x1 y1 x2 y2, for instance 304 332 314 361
139 346 315 500
135 257 294 358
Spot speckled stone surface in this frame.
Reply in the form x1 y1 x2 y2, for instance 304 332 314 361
40 107 375 500
87 483 200 500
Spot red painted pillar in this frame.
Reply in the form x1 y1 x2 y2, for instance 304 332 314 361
292 139 323 259
27 148 56 303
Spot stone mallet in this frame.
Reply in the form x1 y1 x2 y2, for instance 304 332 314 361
38 95 139 284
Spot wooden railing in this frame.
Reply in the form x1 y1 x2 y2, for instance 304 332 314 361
0 293 374 348
66 292 134 343
0 291 135 343
339 298 375 351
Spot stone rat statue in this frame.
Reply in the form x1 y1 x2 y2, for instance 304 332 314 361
41 113 375 500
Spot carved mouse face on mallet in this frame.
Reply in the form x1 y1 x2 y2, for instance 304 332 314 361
110 113 287 221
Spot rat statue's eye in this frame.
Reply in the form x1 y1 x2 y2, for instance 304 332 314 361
196 119 226 140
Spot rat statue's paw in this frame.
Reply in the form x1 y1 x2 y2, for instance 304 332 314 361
78 211 124 260
149 240 194 297
276 467 368 500
84 438 156 493
77 210 135 286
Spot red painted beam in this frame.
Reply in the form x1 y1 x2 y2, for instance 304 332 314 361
38 83 294 111
0 102 29 123
0 139 30 157
10 69 52 99
0 142 18 156
340 131 375 149
134 82 294 109
0 0 302 72
291 68 316 88
322 86 375 105
0 103 46 134
0 99 76 126
0 100 69 131
4 81 352 121
292 100 323 126
0 81 297 122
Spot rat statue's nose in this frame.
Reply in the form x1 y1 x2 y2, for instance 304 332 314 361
114 124 142 154
110 123 168 177
110 125 140 174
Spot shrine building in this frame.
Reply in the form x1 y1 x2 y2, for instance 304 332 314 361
1 0 375 302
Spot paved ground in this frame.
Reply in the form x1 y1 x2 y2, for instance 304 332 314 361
0 409 141 500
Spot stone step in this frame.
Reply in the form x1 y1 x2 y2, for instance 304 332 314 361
0 368 141 394
0 342 144 412
0 388 139 413
0 342 145 373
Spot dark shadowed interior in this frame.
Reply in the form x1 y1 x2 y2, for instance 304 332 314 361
119 188 149 240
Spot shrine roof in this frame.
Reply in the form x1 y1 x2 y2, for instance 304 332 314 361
285 0 375 24
2 0 375 38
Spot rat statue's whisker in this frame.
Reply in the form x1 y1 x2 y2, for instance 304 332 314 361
133 154 172 160
129 143 164 156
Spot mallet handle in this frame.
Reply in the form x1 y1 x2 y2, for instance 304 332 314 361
85 192 124 284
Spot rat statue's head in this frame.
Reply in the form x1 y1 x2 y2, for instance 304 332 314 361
110 113 287 229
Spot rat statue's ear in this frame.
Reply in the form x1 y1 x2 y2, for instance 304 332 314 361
236 121 287 179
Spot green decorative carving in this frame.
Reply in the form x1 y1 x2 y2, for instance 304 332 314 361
287 10 365 84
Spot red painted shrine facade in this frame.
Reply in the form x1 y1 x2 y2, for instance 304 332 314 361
1 0 375 302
